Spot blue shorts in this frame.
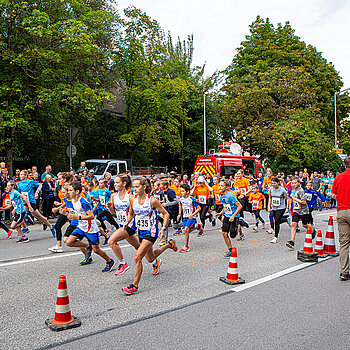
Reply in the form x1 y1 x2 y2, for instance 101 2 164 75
72 227 99 245
138 229 158 240
182 217 196 230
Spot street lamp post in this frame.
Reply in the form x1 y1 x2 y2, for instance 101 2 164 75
334 87 350 148
203 92 207 155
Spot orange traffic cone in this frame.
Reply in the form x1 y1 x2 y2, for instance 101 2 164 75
314 230 326 258
45 275 81 331
323 216 339 257
297 226 318 262
220 247 245 285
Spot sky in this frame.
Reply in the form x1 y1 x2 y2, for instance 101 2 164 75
117 0 350 89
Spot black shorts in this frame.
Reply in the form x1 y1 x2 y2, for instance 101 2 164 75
221 216 239 238
126 226 136 237
64 224 78 238
292 212 309 225
14 212 26 224
139 235 157 244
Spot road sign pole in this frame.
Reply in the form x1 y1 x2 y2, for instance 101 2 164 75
203 93 206 155
69 128 72 170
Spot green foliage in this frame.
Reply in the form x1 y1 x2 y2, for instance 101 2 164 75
221 16 349 173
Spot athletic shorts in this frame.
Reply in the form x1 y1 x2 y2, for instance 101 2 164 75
14 212 26 224
222 216 239 238
139 235 157 244
182 217 196 229
72 227 99 245
126 226 136 237
292 212 309 225
64 224 78 238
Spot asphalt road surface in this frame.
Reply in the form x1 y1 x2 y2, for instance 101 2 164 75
0 209 348 350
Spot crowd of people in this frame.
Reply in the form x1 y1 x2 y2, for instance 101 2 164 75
0 158 348 291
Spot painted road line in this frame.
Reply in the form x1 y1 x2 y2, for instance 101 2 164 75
231 257 331 292
0 244 132 268
192 256 220 266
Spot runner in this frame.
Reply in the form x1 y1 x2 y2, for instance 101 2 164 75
18 170 56 237
212 175 223 224
3 180 32 242
65 181 115 272
233 169 251 216
248 184 266 231
215 179 242 258
177 184 201 252
107 174 141 275
268 177 289 243
121 177 177 295
286 177 310 250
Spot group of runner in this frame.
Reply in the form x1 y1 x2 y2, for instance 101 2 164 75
0 162 338 294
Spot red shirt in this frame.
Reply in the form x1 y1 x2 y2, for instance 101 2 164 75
332 169 350 211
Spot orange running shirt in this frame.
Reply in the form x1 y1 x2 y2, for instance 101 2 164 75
194 186 210 204
234 178 251 196
248 192 264 210
212 184 222 204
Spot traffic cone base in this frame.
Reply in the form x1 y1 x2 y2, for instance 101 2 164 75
326 252 339 257
297 226 318 262
219 276 245 285
297 250 318 263
45 316 81 332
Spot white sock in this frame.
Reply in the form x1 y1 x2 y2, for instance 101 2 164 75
119 259 126 265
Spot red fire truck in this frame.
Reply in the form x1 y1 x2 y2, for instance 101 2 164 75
193 148 265 178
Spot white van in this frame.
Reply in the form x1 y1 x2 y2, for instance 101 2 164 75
84 159 131 180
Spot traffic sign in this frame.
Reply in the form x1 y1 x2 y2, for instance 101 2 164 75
333 148 343 154
66 128 79 142
66 145 77 158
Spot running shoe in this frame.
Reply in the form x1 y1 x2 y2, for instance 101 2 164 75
17 236 29 243
50 225 56 237
85 244 93 260
339 273 350 281
239 218 249 228
262 222 265 229
80 257 93 265
152 258 162 275
311 227 316 239
296 227 300 233
48 245 63 253
159 240 166 246
266 228 274 234
224 250 232 258
211 217 216 226
5 230 13 239
286 240 295 250
179 245 190 253
102 259 115 273
115 263 129 276
168 239 177 252
43 224 47 231
122 284 139 295
253 226 258 232
237 234 245 241
173 229 181 236
197 232 204 237
270 237 278 244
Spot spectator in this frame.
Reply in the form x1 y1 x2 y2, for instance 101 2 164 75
311 173 322 191
77 161 87 174
105 172 114 191
41 165 55 181
87 169 96 181
332 157 350 281
42 174 55 218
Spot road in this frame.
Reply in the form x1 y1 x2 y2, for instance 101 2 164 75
0 209 348 350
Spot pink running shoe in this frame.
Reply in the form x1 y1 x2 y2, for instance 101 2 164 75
122 284 139 295
6 230 13 239
179 245 190 253
115 263 129 276
262 222 265 229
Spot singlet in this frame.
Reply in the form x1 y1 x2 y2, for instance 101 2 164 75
133 194 158 237
71 196 99 233
179 196 199 218
113 191 131 226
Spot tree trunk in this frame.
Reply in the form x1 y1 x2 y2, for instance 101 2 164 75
5 127 14 177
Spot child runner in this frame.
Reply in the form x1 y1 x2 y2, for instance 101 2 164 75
215 179 243 258
121 177 177 295
4 180 33 242
248 184 266 231
286 177 310 250
268 177 289 243
212 175 223 225
65 181 115 272
177 184 201 252
107 174 141 275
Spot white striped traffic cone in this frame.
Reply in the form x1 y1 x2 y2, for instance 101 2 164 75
314 230 326 258
297 226 318 262
220 247 245 285
323 216 339 257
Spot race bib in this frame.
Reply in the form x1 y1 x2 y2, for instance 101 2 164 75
272 197 281 207
234 187 239 193
294 201 300 210
198 195 206 204
252 200 259 209
116 211 127 225
99 196 106 206
183 207 192 217
22 192 29 200
240 188 247 195
135 215 151 230
224 203 233 215
305 193 312 201
68 208 76 215
215 194 220 201
4 199 10 206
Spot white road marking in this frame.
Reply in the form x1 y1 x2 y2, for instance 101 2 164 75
231 257 331 292
314 211 337 217
0 244 132 268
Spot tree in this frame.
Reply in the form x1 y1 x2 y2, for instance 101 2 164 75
0 0 115 174
221 17 349 172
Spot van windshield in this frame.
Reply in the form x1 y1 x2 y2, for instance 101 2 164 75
85 162 107 175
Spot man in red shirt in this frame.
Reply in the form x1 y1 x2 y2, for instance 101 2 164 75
332 157 350 281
